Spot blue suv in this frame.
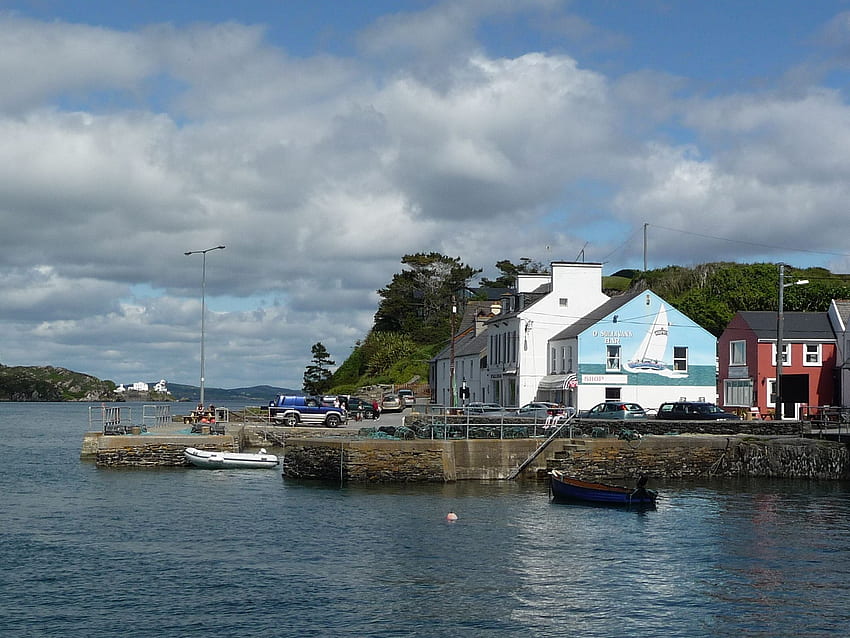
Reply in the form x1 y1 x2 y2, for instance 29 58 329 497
268 395 347 427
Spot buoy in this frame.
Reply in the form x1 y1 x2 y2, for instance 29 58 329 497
446 511 458 521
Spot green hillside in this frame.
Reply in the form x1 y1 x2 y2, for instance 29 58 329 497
0 365 117 401
328 260 850 393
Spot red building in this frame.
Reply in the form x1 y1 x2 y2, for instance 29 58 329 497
718 311 837 419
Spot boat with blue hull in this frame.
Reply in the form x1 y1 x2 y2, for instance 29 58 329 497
549 470 658 506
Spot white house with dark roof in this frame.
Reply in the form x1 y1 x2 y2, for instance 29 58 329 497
432 261 719 412
828 299 850 406
483 262 609 407
430 301 501 406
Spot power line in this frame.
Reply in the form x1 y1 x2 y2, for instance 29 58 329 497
648 224 850 259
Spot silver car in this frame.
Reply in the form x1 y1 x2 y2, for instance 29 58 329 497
580 402 647 420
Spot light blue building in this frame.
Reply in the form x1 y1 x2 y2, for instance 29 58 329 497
545 289 718 412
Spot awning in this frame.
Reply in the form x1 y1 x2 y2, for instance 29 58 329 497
538 373 577 391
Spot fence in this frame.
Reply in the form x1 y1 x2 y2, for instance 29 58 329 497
89 405 137 435
398 406 585 440
801 405 849 441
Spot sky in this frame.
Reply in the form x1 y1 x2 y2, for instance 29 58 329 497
3 0 850 391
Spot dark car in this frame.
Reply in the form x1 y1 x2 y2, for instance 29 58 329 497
344 396 378 419
657 401 741 421
579 402 647 420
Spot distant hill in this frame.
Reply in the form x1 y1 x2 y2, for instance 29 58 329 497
166 383 298 404
0 364 297 403
0 365 116 401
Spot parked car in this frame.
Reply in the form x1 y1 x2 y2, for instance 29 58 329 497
516 401 563 420
381 394 403 412
657 401 741 420
268 395 347 427
397 389 416 407
463 402 505 415
579 402 647 420
344 396 377 419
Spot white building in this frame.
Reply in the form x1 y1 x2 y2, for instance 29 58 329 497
432 261 719 412
485 262 608 407
430 301 500 406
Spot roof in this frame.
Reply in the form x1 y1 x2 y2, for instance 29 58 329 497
431 301 494 362
832 300 850 329
550 289 644 341
737 311 836 341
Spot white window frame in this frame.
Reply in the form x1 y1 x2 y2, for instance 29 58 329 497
723 378 753 407
730 340 746 366
804 343 822 366
772 343 790 366
673 346 688 372
606 345 621 371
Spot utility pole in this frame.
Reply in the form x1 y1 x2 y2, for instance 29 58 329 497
776 264 809 420
185 245 226 407
775 263 785 421
449 295 457 409
643 222 648 272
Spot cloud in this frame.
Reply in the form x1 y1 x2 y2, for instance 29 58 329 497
1 4 850 389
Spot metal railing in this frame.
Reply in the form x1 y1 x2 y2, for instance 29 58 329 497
800 405 849 441
398 408 579 440
89 405 137 435
142 404 172 430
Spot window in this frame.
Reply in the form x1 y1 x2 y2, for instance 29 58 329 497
605 387 621 400
730 340 746 365
673 346 688 372
550 347 557 374
724 379 753 407
606 345 621 371
772 343 789 366
559 298 568 307
804 344 822 366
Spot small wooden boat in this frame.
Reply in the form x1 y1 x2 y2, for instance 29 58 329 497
184 447 279 469
549 470 658 506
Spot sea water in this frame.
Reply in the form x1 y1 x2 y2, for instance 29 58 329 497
2 402 850 637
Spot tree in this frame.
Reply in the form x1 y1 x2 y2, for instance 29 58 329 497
374 253 481 343
479 258 549 288
303 342 335 395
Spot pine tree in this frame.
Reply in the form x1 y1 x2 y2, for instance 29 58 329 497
303 342 335 395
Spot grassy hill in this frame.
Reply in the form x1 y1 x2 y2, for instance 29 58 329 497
328 261 850 393
0 365 116 401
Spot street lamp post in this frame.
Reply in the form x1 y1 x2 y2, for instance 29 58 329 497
185 245 225 407
775 263 808 420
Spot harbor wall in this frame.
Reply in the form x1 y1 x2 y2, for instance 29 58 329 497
87 433 238 467
282 435 850 482
547 435 850 481
283 438 545 482
82 424 850 479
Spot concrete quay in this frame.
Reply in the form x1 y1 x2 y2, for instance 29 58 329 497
82 413 850 481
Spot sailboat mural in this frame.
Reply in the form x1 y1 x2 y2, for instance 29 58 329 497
626 304 679 375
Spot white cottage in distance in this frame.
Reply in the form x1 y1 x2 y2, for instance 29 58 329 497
114 379 169 394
